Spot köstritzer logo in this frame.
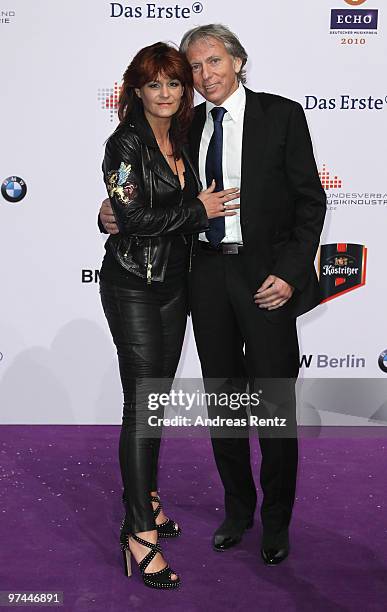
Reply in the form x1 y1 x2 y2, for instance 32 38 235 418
1 176 27 202
378 350 387 373
344 0 367 5
319 243 367 302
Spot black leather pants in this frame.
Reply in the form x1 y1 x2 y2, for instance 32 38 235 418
100 275 187 534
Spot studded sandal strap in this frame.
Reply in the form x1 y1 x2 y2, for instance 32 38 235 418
130 534 163 573
151 495 162 520
138 548 157 573
130 533 161 551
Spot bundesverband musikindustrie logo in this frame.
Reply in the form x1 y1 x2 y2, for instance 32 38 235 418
1 176 27 202
318 243 367 302
98 82 121 122
318 164 387 212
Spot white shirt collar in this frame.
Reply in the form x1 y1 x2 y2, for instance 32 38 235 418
205 82 246 122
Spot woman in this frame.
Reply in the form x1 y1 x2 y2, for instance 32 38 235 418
99 42 239 589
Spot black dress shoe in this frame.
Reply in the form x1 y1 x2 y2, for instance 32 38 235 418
213 517 254 551
261 547 289 565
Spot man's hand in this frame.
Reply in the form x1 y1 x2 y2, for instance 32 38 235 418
100 198 119 234
254 275 294 310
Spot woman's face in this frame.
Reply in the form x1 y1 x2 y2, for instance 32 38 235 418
135 73 184 122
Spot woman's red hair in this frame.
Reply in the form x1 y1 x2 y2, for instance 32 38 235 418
118 42 194 157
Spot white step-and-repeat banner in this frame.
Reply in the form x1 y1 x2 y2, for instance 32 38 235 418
1 0 386 423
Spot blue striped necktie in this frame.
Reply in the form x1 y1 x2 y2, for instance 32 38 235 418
205 106 227 247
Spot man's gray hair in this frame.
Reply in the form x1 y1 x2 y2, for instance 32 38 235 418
179 23 248 84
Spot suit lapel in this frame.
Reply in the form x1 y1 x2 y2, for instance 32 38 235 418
240 89 267 218
182 146 202 192
189 102 206 172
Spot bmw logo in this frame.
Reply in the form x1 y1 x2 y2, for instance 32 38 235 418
1 176 27 203
378 349 387 373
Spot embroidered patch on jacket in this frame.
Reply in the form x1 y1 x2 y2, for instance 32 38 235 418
107 162 137 206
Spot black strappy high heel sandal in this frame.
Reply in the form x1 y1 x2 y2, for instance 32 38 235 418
151 494 181 538
121 493 181 538
120 532 180 589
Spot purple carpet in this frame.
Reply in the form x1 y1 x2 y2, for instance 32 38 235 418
1 426 386 611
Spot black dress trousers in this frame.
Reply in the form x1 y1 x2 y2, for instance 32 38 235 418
190 246 300 549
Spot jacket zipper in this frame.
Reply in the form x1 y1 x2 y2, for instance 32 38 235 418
147 147 153 285
188 149 201 275
147 241 152 284
188 236 194 273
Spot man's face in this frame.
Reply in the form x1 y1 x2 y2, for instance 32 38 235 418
185 36 242 106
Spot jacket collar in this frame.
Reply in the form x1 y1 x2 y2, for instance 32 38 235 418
124 104 202 191
205 81 246 123
189 86 263 169
124 108 181 188
189 87 267 218
146 146 202 191
124 106 159 148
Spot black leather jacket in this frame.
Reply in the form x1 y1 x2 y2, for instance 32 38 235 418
100 110 209 283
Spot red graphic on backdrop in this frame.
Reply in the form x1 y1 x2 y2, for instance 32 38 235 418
319 164 343 190
97 82 121 121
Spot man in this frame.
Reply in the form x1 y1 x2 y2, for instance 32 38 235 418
100 24 326 565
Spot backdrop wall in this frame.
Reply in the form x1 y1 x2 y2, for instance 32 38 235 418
1 0 386 423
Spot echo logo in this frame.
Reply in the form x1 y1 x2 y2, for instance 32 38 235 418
330 9 378 30
82 270 100 283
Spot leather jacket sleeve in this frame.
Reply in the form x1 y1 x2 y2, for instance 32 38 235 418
103 130 209 237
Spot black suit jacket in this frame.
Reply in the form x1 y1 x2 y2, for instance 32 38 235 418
189 87 327 320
